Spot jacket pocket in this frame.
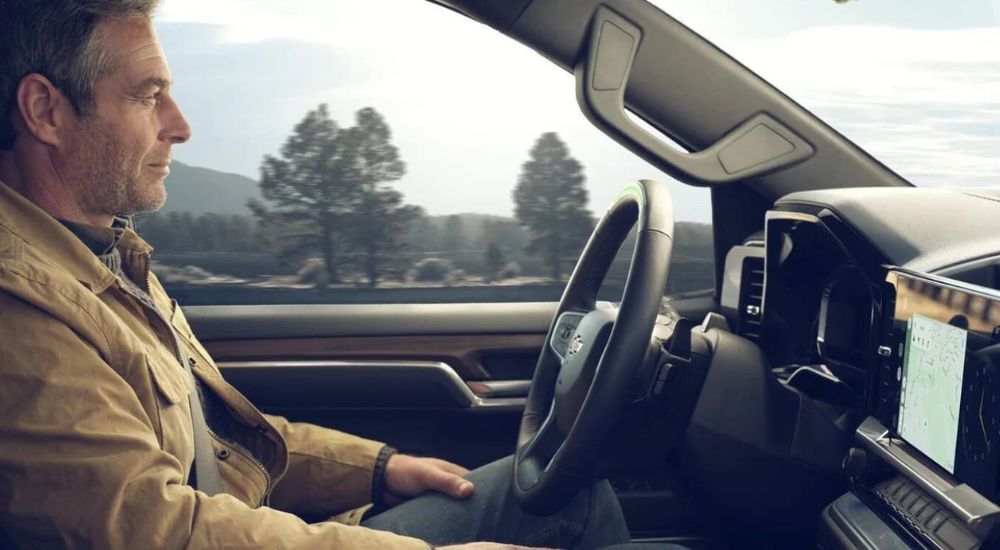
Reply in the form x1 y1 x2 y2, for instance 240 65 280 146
145 352 196 475
146 350 192 406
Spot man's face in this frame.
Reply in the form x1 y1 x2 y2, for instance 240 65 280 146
59 16 191 218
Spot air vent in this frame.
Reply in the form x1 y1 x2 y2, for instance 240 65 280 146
738 257 765 340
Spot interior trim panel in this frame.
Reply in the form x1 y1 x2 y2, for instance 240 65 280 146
186 302 559 340
856 417 1000 538
203 334 546 380
818 493 910 550
218 360 527 412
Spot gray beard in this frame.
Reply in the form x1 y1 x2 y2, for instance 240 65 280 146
70 121 166 218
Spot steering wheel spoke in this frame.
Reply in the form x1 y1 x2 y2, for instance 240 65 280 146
515 403 564 490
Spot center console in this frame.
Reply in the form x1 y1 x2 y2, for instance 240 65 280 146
827 269 1000 549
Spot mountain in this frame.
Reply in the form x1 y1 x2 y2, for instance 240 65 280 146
154 163 713 260
159 161 260 216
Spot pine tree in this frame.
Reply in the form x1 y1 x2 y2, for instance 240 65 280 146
248 104 355 284
484 242 505 282
249 105 419 286
341 108 420 287
442 215 466 252
513 132 594 281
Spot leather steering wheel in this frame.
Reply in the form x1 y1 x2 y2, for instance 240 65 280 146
513 180 674 515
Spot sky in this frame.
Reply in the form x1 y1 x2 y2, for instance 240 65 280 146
155 0 1000 223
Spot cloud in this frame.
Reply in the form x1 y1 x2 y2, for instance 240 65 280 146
655 0 998 38
155 11 714 223
728 25 1000 187
157 22 366 181
157 1 1000 226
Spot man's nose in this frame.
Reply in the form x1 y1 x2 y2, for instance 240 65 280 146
160 94 192 145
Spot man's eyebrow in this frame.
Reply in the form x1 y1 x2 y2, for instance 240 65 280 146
134 77 171 92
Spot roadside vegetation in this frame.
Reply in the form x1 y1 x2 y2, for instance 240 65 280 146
136 104 715 303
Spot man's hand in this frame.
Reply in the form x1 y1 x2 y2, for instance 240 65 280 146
382 454 474 505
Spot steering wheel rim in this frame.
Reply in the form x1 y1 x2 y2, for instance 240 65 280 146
513 179 675 514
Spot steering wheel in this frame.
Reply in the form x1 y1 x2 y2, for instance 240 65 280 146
513 179 675 514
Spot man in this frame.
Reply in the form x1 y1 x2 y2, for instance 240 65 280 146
0 1 633 548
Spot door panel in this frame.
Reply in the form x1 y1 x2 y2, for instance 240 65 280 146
188 302 555 467
186 298 718 467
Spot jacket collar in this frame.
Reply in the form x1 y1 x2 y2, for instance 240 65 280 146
59 217 126 257
0 178 152 293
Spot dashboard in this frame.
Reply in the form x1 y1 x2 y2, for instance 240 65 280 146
718 187 1000 548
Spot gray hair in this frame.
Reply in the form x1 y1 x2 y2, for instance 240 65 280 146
0 0 162 150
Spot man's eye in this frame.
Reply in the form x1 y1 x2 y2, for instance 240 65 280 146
142 93 162 105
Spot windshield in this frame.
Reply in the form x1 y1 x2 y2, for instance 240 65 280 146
655 0 1000 188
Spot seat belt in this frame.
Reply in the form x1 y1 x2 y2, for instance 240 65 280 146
183 355 226 496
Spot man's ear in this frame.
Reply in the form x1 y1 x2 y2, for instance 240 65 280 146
15 74 71 147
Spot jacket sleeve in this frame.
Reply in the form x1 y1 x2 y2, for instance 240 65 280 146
0 294 427 550
264 413 388 517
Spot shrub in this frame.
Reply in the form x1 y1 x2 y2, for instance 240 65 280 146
412 258 453 282
153 263 213 284
498 261 521 280
297 258 330 288
180 265 211 280
448 269 466 285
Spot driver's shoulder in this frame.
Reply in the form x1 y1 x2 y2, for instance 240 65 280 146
0 230 146 379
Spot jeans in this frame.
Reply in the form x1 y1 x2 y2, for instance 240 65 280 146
362 455 632 549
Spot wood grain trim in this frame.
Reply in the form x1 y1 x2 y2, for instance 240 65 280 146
202 334 545 380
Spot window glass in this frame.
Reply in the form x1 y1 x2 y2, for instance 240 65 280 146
654 0 1000 189
141 0 714 305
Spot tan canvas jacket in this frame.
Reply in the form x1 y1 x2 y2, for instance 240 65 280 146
0 180 427 549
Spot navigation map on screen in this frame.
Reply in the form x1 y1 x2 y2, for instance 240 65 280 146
898 313 968 473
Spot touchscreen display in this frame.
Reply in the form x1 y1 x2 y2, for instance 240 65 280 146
886 271 1000 498
898 313 967 473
